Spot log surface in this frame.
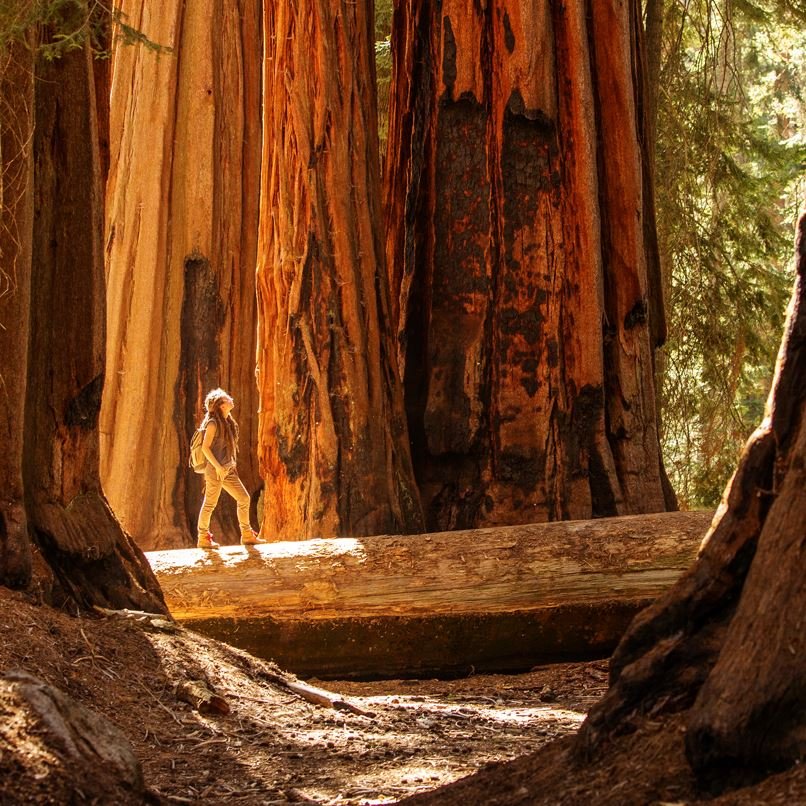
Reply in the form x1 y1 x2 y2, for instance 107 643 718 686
148 511 712 678
150 511 711 622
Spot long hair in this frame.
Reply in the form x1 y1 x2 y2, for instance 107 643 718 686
202 388 239 458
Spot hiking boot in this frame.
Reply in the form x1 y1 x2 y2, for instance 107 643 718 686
197 532 220 549
240 529 267 546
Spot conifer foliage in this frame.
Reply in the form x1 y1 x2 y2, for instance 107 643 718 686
653 0 806 506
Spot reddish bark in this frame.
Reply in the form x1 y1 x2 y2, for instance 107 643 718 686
256 0 424 538
0 15 165 612
24 37 166 612
102 0 262 548
384 0 674 531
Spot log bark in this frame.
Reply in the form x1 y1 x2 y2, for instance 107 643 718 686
384 0 674 532
256 0 424 539
148 510 711 678
101 0 262 550
175 680 230 715
577 213 806 786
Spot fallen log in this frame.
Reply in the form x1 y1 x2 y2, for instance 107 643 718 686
174 680 230 715
147 511 713 679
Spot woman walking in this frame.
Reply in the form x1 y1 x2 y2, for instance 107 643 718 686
196 388 264 548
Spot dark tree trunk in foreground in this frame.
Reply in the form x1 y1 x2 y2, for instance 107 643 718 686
0 38 35 588
0 23 165 613
578 213 806 784
385 0 675 532
101 0 262 549
256 0 424 538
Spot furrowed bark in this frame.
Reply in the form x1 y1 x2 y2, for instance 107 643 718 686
590 0 667 514
22 33 165 613
577 213 806 787
384 0 672 531
101 0 262 549
256 0 424 538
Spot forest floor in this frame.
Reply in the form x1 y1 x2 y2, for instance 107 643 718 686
1 585 803 805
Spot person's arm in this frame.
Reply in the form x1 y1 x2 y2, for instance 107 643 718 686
201 422 227 480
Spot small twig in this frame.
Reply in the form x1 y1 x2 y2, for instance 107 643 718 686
228 692 297 705
285 680 374 717
78 626 94 651
255 670 375 718
193 737 229 749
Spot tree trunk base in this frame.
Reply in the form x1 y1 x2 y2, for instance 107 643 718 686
576 214 806 788
31 492 166 614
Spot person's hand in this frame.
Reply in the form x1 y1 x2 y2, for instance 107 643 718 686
215 465 227 481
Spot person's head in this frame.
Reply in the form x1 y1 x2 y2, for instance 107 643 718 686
204 388 235 419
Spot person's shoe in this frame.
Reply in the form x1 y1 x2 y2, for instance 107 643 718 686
197 532 220 549
240 529 267 546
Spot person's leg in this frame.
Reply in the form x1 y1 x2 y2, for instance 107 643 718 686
197 466 223 545
221 466 264 543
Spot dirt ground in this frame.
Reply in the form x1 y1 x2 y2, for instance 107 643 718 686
1 586 802 805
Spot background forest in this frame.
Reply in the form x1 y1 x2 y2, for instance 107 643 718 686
1 0 804 553
0 2 805 803
375 0 806 509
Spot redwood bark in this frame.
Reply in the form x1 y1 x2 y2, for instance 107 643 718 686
385 0 674 531
0 15 165 613
24 37 165 612
0 38 35 588
577 213 806 784
101 0 262 550
256 0 424 538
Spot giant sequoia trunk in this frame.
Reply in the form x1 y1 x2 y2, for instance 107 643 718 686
256 0 424 538
0 20 165 613
578 213 806 785
385 0 675 532
101 0 262 550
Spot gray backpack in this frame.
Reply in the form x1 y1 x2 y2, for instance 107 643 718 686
189 427 207 473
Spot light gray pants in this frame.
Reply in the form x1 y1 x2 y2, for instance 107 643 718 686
197 463 251 538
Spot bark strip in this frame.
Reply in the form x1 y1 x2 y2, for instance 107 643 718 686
0 38 35 588
256 0 423 539
102 0 262 550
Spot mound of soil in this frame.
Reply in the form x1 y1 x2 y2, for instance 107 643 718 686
1 585 801 804
0 586 603 804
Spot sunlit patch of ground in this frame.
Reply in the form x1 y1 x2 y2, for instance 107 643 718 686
3 588 802 806
276 694 589 804
0 586 611 805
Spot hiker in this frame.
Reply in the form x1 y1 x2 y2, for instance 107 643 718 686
195 388 265 549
